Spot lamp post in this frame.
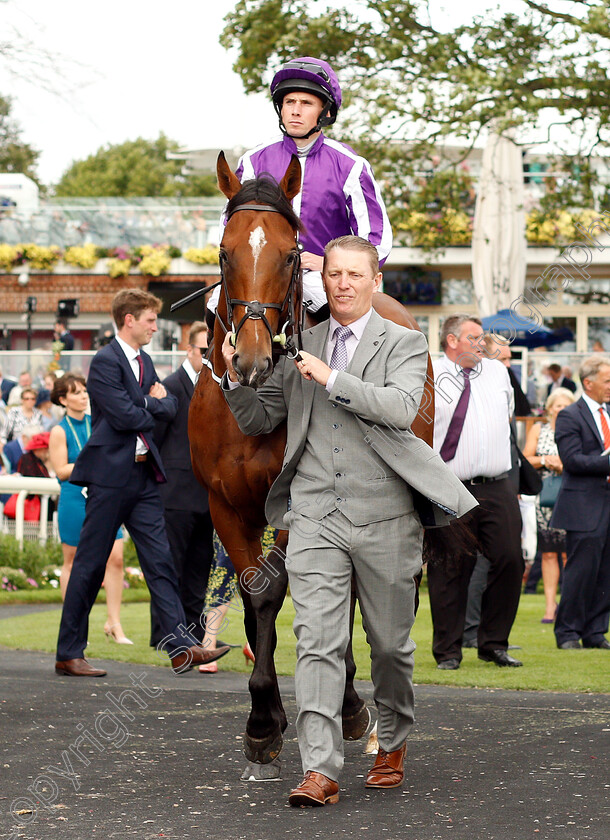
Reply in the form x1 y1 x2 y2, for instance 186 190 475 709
25 296 37 351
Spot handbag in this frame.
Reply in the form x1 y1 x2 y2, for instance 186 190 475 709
517 448 543 496
510 423 543 496
539 473 562 508
3 493 41 521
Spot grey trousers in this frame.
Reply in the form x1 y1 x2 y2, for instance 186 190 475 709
284 509 423 781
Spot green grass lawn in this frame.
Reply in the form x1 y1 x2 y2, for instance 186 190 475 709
0 592 607 692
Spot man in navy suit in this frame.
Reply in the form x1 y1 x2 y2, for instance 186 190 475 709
150 321 214 646
551 354 610 650
55 289 229 676
546 363 577 398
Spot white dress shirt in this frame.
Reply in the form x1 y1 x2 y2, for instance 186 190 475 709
115 335 148 456
181 358 198 386
432 355 514 480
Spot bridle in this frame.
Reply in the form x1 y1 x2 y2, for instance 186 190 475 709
215 202 303 360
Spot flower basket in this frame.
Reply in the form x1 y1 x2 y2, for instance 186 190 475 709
63 243 100 269
184 246 220 266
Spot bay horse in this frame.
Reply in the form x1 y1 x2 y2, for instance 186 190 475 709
188 152 435 779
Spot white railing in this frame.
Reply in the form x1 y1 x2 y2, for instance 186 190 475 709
0 475 60 548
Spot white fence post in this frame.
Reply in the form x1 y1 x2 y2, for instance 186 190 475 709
0 476 61 550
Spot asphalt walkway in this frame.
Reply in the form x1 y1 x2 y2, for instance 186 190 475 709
1 641 608 840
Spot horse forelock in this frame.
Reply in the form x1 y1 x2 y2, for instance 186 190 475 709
226 174 304 234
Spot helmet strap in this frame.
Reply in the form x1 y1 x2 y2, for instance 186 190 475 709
278 103 333 140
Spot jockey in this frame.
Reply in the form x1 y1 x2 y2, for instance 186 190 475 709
208 56 393 323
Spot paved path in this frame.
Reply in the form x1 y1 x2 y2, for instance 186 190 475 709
1 647 608 840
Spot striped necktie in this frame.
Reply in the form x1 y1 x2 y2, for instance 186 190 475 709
330 326 353 371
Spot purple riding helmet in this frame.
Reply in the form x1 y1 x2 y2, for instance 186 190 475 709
270 57 342 138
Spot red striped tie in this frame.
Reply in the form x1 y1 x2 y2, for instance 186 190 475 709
599 407 610 450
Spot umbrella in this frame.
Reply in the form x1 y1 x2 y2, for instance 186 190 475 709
472 125 527 316
481 309 573 348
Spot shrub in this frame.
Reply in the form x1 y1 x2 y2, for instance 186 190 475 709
0 567 37 591
0 536 62 589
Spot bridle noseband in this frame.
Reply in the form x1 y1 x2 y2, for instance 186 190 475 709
217 202 302 360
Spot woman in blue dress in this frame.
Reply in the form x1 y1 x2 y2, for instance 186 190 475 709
49 373 131 644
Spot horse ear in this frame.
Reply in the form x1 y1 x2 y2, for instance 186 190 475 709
279 155 302 202
217 151 242 199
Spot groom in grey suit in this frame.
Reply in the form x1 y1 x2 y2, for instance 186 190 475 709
222 236 476 807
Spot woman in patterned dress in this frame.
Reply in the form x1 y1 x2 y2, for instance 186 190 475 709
523 387 576 622
197 528 277 673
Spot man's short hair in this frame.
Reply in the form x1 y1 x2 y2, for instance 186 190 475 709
55 317 69 329
579 354 610 386
548 363 562 375
440 314 482 351
112 288 163 329
323 236 379 277
188 321 207 346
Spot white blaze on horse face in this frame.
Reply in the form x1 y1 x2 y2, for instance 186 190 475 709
249 226 267 283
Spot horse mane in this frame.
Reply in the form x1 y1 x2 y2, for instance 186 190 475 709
226 173 305 234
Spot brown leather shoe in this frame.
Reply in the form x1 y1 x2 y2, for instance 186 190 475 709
171 644 231 674
365 743 406 788
55 658 107 678
288 771 339 807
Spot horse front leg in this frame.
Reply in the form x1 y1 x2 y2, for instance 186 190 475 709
211 498 288 778
240 534 289 777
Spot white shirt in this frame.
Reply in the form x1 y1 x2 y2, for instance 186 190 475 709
432 355 514 480
182 358 199 386
115 335 148 456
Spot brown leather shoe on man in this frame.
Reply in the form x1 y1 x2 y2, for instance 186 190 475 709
55 658 107 677
288 771 339 806
171 644 231 674
365 743 407 788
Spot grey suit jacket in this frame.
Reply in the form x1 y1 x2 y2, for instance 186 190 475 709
223 311 477 529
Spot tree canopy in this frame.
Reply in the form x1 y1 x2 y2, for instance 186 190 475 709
0 94 40 184
221 0 610 223
54 134 219 198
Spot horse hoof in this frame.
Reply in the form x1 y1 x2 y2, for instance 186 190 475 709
243 731 283 764
364 720 379 755
342 702 371 741
240 758 282 782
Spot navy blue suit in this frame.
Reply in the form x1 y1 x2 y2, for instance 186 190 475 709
551 398 610 646
149 365 214 645
56 338 197 661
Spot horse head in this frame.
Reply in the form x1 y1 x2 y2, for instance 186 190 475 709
217 151 303 389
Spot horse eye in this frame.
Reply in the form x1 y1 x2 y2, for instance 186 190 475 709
219 250 228 263
286 252 296 265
